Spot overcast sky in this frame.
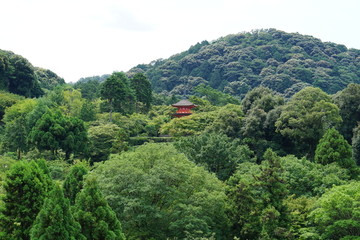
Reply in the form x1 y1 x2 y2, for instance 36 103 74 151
1 0 359 83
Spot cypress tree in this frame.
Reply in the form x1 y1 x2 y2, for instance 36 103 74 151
63 163 88 205
315 127 355 168
72 177 125 240
30 184 85 240
0 161 51 240
0 160 51 240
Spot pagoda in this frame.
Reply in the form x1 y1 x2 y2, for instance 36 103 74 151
172 99 197 118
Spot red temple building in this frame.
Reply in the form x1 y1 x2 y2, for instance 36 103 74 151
172 99 197 118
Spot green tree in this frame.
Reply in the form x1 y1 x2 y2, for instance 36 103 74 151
29 110 88 160
0 160 52 240
0 91 24 120
100 72 135 121
352 125 360 166
63 163 88 205
87 123 128 164
227 150 290 239
2 99 37 159
276 87 341 157
315 128 355 169
333 83 360 141
175 132 254 180
30 184 85 240
79 100 96 122
72 177 125 240
93 143 229 239
130 73 152 113
309 182 360 239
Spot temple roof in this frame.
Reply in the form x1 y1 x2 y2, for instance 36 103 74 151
172 99 196 107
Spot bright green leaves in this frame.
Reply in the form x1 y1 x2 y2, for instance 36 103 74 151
93 143 229 239
309 182 360 239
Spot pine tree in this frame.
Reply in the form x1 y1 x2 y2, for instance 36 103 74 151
63 163 88 205
30 184 85 240
0 160 52 240
72 177 125 240
315 127 355 168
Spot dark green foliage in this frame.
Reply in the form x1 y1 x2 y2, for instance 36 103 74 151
0 160 52 240
175 132 254 180
352 125 360 166
29 109 88 160
0 50 44 97
100 72 135 120
30 184 85 240
130 72 152 112
80 100 96 122
63 164 88 205
73 75 109 100
34 67 65 91
129 29 360 96
93 143 230 240
72 178 125 240
315 128 355 168
333 83 360 141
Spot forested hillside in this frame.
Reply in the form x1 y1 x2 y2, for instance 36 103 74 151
1 29 360 240
129 29 360 98
0 49 64 97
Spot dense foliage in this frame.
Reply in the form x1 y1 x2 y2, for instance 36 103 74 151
0 29 360 240
129 29 360 97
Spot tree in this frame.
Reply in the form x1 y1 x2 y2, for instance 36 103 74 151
333 83 360 141
87 123 127 164
72 177 126 240
0 161 52 240
276 87 341 157
93 143 229 239
352 125 360 166
2 99 37 159
256 149 290 239
309 182 360 239
227 150 290 239
175 132 254 180
63 163 88 205
130 73 152 113
79 100 96 122
315 128 355 169
30 184 85 240
0 91 24 120
100 72 135 121
29 110 88 160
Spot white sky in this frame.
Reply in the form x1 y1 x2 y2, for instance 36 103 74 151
0 0 359 83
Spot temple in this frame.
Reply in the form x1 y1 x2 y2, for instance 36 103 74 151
172 99 197 118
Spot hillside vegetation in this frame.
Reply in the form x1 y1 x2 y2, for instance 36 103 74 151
1 29 360 239
129 28 360 98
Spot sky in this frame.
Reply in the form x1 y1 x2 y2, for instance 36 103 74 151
0 0 359 83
